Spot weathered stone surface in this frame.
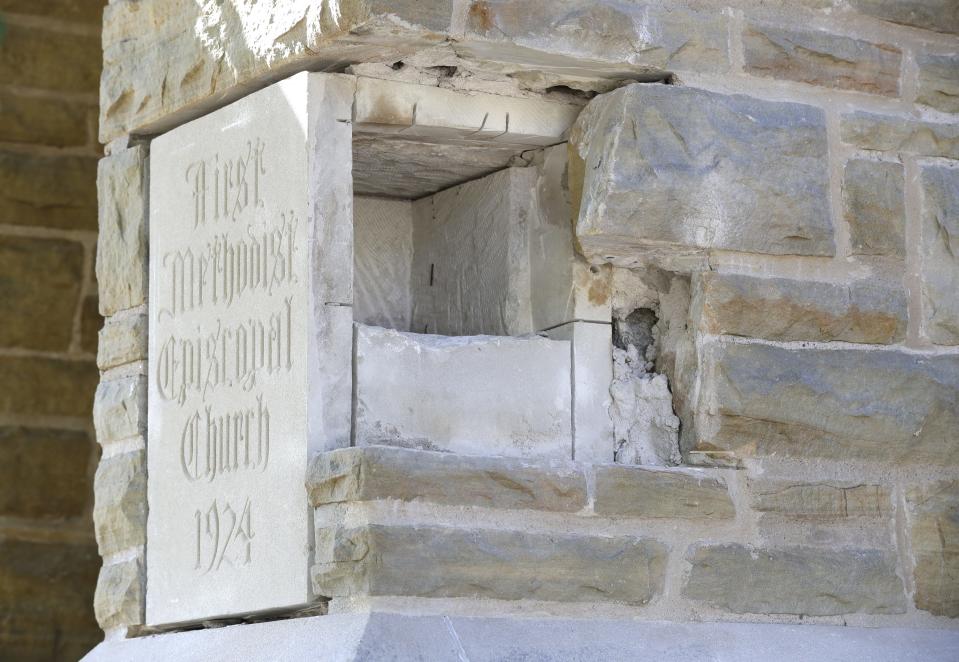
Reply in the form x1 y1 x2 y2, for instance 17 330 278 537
843 159 905 258
0 426 91 520
97 312 147 370
353 197 413 331
95 558 144 631
919 164 959 345
916 53 959 115
314 524 667 604
0 23 100 93
841 112 959 159
906 481 959 617
743 23 900 95
693 272 907 344
0 539 100 661
96 146 147 316
594 465 734 519
848 0 959 36
609 363 680 466
94 450 147 557
0 150 97 231
308 446 587 512
81 295 102 355
0 92 92 147
572 84 833 263
93 376 146 445
0 356 97 419
693 342 959 465
684 544 906 615
0 236 85 351
750 480 890 518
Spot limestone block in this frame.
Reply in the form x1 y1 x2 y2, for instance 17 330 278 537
693 272 907 344
594 465 734 519
841 112 959 159
0 356 97 419
0 150 97 231
0 91 91 147
355 324 572 459
93 376 146 446
692 341 959 465
843 159 905 258
308 446 587 512
743 23 900 95
906 481 959 617
146 73 355 626
353 198 413 331
97 146 147 316
0 426 91 520
848 0 959 36
572 84 833 264
313 524 667 604
684 544 906 616
0 236 85 351
98 313 148 370
916 53 959 115
95 558 145 631
94 450 147 557
919 164 959 345
750 481 890 518
0 23 100 93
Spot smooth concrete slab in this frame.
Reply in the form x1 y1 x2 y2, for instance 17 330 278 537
147 72 354 626
83 612 959 661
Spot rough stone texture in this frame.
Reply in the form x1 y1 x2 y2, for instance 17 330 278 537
572 84 833 263
841 112 959 159
0 426 91 520
0 150 98 231
314 524 667 605
0 356 98 419
609 356 680 466
843 159 906 258
0 236 85 351
0 92 93 147
94 557 144 631
97 313 147 370
308 446 587 513
906 481 959 617
93 450 147 557
693 272 907 344
96 146 147 316
354 324 572 459
353 198 413 331
92 376 146 445
684 544 907 616
594 465 734 519
0 539 101 661
743 23 900 96
916 53 959 115
848 0 959 36
750 481 890 518
919 164 959 345
692 342 959 465
0 23 101 93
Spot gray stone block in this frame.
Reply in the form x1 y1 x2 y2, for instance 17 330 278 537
750 480 891 519
93 376 146 445
916 52 959 114
594 465 734 519
93 450 147 556
94 557 144 631
843 159 905 258
919 164 959 345
906 480 959 617
841 112 959 159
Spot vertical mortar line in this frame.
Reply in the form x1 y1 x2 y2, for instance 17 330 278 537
727 8 746 74
67 232 97 356
892 482 917 611
899 47 919 109
825 106 852 261
903 156 924 347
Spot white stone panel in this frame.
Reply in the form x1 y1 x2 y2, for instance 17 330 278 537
353 197 413 331
147 72 354 626
354 324 572 459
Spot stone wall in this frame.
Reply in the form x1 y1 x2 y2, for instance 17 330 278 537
0 0 105 658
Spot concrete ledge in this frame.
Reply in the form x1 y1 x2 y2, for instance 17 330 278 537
83 612 959 661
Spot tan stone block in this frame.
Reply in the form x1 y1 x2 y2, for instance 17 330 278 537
0 91 93 147
0 23 100 94
0 150 97 231
906 481 959 617
848 0 959 36
314 524 667 605
94 450 147 556
684 544 906 615
0 356 97 419
743 23 900 96
916 53 959 115
919 164 959 346
97 313 147 370
0 426 92 520
93 376 147 445
694 271 907 344
308 446 587 512
2 0 104 22
0 236 85 351
593 465 734 519
750 480 890 518
843 159 905 258
94 557 145 631
841 112 959 159
97 146 147 316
